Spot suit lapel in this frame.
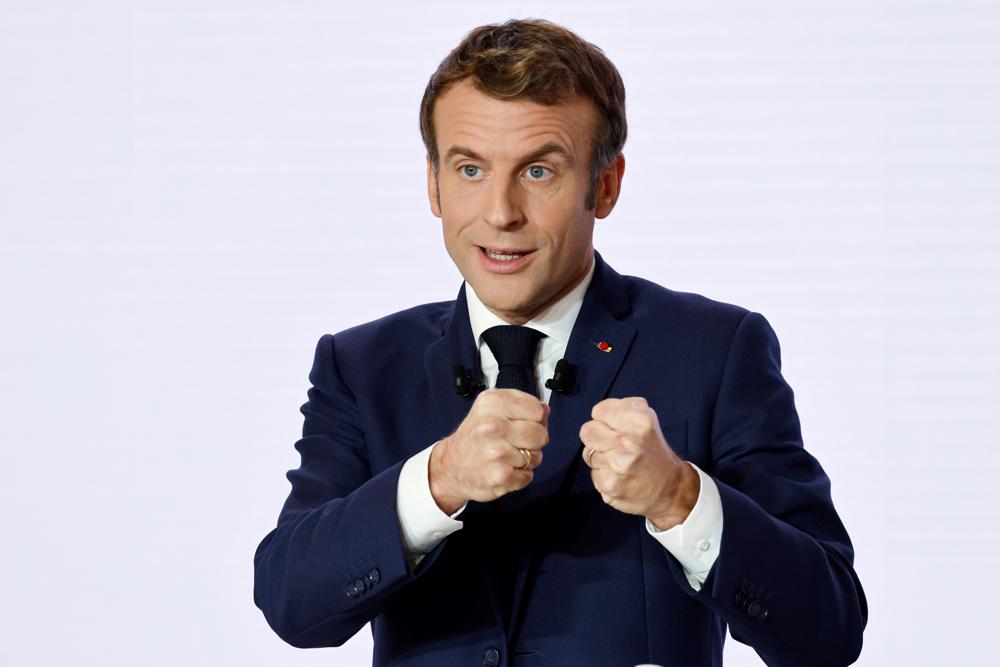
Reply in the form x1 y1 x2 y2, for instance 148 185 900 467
424 282 482 436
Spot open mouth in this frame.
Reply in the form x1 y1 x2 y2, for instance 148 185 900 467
477 246 536 272
480 246 533 261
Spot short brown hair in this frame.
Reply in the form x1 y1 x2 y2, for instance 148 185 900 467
419 18 627 210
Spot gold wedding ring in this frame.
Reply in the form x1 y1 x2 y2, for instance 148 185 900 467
586 447 596 466
517 448 532 470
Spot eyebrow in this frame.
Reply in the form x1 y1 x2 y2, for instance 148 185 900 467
443 142 572 165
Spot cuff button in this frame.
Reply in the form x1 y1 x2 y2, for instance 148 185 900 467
733 588 748 609
747 599 769 620
345 578 366 599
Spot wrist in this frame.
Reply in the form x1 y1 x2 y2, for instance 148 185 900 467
429 438 465 515
647 461 700 531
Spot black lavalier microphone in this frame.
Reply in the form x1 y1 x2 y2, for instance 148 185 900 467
545 358 577 394
452 364 482 397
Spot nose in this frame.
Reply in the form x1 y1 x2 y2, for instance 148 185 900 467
482 175 524 230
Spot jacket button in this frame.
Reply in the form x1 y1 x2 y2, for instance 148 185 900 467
747 599 768 620
482 647 501 666
345 578 366 599
365 567 381 586
733 588 748 610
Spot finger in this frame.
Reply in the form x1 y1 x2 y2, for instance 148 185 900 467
507 446 543 471
485 388 547 423
471 416 508 442
581 446 601 469
493 465 533 495
592 397 656 436
590 397 622 421
600 448 631 475
532 447 543 468
579 419 621 451
505 419 549 450
508 468 534 492
592 464 627 498
582 444 618 471
585 442 634 474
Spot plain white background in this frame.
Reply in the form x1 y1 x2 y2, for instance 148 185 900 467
1 1 998 665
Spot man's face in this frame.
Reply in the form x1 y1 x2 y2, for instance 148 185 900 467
427 79 624 324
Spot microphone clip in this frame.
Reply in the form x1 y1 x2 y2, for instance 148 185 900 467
452 364 483 397
545 359 577 394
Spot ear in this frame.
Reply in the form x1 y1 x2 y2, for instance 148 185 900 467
594 153 625 219
426 156 442 218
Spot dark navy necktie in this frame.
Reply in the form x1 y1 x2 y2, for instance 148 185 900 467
481 325 546 397
480 324 546 627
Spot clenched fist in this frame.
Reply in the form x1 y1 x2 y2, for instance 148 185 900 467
580 397 699 530
429 389 550 514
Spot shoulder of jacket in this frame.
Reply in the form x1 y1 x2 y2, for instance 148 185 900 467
328 299 452 350
622 274 751 327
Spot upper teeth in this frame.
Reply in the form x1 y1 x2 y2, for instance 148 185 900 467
485 249 524 261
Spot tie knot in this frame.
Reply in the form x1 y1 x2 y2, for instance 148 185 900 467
481 325 546 370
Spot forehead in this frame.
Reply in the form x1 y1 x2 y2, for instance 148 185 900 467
434 79 597 161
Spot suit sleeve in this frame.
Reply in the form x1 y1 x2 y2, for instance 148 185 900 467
253 334 450 648
662 311 868 666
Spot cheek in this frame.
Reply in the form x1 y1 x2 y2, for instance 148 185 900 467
440 187 481 226
440 202 476 235
546 210 592 253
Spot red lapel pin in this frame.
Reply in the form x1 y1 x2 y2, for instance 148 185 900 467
595 340 612 353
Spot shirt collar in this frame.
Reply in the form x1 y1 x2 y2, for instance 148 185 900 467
465 255 596 350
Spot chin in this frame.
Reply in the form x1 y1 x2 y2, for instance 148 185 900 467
480 292 524 312
477 288 531 316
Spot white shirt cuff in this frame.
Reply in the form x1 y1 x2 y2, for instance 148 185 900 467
644 461 724 592
396 441 467 565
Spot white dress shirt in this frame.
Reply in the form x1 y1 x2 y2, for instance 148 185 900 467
395 256 724 591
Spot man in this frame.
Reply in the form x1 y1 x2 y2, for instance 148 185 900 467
253 18 867 666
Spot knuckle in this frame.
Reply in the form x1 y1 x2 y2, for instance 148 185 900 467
626 412 648 433
505 422 524 446
483 441 503 461
476 417 506 438
477 390 501 410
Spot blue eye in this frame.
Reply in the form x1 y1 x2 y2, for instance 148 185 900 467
526 165 550 180
461 165 481 178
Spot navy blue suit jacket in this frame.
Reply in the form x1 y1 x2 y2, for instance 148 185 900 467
253 252 868 666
